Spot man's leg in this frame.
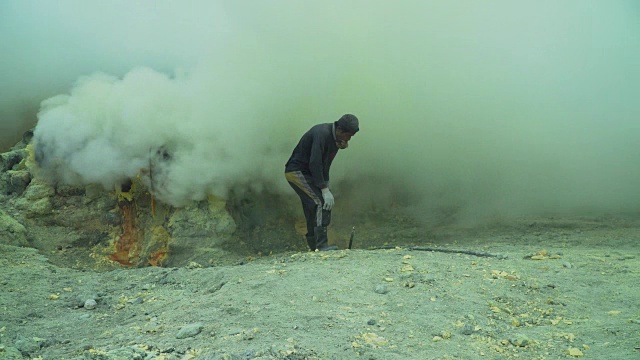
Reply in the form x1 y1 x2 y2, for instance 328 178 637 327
301 196 318 250
286 171 324 250
313 201 337 250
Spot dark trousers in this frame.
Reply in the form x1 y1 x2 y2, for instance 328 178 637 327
285 171 331 250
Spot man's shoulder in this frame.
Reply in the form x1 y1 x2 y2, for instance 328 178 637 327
309 123 332 135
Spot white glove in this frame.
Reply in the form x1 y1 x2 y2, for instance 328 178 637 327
321 188 334 210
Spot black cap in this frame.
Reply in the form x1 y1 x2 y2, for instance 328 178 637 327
336 114 359 134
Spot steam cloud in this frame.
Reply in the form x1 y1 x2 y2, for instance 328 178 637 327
3 1 640 218
33 66 288 206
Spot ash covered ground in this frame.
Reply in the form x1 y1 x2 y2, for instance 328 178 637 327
1 209 639 359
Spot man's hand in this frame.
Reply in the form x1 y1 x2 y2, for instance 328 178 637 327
321 188 334 210
336 140 349 149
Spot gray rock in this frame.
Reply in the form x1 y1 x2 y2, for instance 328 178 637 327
374 284 389 294
14 335 44 355
75 293 99 308
461 323 474 335
176 322 203 339
84 299 97 310
509 335 530 347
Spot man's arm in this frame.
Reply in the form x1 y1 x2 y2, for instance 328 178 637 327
309 132 327 189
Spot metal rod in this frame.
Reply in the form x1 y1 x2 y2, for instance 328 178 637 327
348 226 355 249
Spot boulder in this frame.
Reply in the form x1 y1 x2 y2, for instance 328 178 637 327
5 170 31 195
0 209 28 247
12 179 55 217
0 149 25 171
168 196 236 240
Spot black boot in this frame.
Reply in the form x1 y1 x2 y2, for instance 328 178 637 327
315 226 338 251
305 234 316 251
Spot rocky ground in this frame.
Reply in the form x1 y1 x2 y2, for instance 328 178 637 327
1 214 639 360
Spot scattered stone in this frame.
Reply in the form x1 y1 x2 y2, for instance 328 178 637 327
361 332 388 346
14 335 44 355
240 328 257 340
186 261 203 269
176 323 203 339
127 296 144 305
461 323 474 335
509 335 530 347
563 262 572 269
440 330 452 339
367 319 377 326
566 347 584 357
403 281 416 288
84 346 149 360
84 299 97 310
75 293 99 308
374 284 389 294
524 249 562 261
160 346 176 354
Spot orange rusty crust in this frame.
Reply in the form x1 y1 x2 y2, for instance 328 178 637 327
148 249 168 267
109 201 139 266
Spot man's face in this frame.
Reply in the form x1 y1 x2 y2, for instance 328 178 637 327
336 129 354 149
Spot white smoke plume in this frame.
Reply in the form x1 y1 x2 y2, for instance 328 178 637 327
33 66 286 206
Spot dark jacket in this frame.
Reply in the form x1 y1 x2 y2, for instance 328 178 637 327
285 123 339 189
